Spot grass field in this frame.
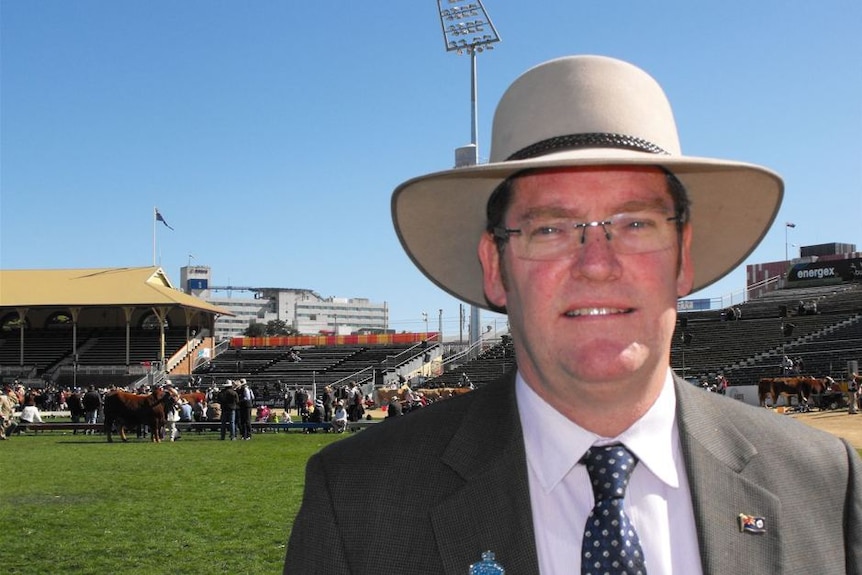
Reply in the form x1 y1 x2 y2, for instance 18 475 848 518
0 430 344 575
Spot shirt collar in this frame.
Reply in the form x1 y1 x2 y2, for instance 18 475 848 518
517 369 681 493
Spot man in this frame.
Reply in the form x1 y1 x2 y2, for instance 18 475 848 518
237 378 255 440
294 387 307 418
321 385 334 422
849 373 860 415
66 388 85 434
284 56 861 573
82 385 102 435
164 384 182 442
18 395 44 433
218 380 239 441
178 398 194 423
332 400 347 433
0 385 18 439
781 354 794 375
386 394 403 418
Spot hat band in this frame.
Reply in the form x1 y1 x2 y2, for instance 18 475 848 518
506 132 669 161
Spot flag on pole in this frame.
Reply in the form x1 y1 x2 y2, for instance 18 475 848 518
155 208 174 230
786 222 796 228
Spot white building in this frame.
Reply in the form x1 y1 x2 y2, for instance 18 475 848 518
180 266 388 341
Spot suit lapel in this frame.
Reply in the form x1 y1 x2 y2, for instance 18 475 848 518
429 374 541 574
675 379 785 574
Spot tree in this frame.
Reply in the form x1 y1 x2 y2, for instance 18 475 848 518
243 320 297 337
265 320 298 336
244 323 266 337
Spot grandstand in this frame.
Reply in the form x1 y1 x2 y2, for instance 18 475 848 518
190 339 447 405
197 345 400 388
670 282 862 386
0 267 230 389
0 327 190 388
423 335 516 389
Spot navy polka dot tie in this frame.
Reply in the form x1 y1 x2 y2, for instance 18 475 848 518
581 444 647 575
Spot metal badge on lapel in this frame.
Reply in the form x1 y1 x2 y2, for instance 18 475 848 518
738 513 766 534
469 550 504 574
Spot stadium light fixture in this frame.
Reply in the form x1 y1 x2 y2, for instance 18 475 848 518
436 0 501 151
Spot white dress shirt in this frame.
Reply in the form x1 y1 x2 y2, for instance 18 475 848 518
517 370 704 575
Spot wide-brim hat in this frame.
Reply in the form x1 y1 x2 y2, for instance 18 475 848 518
392 55 783 310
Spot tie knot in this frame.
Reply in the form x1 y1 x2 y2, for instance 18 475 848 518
582 443 638 501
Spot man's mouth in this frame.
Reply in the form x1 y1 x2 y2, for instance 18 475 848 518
564 307 633 317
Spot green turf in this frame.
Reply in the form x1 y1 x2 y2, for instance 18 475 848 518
0 430 344 575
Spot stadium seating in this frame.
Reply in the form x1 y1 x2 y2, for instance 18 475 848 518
671 283 862 385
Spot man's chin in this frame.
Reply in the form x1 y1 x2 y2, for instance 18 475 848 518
562 341 653 382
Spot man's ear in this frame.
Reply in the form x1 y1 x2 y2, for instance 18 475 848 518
478 232 507 309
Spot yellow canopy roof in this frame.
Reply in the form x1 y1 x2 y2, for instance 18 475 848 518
0 266 232 316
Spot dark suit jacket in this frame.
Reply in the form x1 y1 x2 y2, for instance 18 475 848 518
284 372 861 574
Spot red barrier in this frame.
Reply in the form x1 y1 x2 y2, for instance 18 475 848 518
230 332 438 348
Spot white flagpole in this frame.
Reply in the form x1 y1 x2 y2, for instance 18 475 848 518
153 207 157 266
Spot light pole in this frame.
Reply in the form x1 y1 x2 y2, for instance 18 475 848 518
436 0 501 349
438 308 443 343
422 312 429 338
785 222 796 262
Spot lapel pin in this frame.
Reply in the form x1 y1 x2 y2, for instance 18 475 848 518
470 550 505 574
738 513 767 534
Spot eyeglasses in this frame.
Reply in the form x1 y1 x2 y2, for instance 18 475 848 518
493 210 682 261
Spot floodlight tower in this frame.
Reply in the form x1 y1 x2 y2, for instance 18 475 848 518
436 0 501 348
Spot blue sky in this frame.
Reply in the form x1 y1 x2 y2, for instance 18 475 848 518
2 0 860 337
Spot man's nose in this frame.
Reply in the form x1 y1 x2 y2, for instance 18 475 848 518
573 225 620 279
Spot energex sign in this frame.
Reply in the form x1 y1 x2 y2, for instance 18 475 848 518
787 258 862 283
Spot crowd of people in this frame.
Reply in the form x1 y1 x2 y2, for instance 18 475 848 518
0 375 387 440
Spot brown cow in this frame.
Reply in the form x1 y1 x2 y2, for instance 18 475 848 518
103 388 174 443
758 376 828 408
180 391 206 406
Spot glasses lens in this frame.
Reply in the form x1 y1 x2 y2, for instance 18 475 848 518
609 212 675 254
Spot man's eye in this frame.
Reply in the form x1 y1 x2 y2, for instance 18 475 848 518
620 214 658 230
529 223 565 238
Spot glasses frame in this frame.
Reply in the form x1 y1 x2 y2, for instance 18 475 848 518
493 211 683 260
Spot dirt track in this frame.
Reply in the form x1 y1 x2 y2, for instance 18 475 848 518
789 409 862 449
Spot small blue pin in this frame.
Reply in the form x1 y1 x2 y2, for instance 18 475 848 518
470 550 505 574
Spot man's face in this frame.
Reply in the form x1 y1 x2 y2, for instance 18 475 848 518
478 166 694 395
